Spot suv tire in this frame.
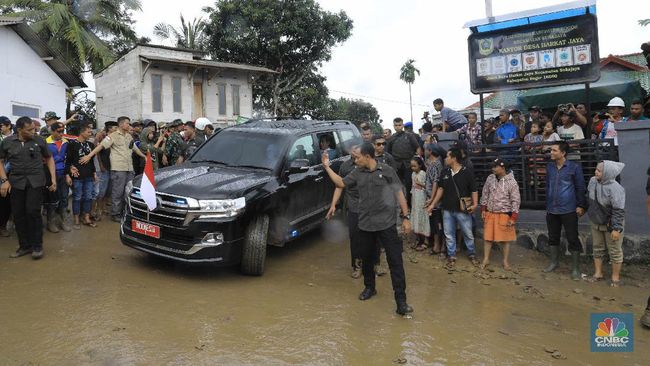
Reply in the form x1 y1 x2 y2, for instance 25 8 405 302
240 214 269 275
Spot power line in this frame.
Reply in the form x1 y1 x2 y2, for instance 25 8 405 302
329 89 431 108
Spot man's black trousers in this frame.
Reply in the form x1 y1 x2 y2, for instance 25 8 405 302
11 183 44 250
546 212 582 252
359 226 407 303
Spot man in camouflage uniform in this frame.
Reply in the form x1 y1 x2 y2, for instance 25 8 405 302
40 111 78 138
183 121 204 160
163 119 186 167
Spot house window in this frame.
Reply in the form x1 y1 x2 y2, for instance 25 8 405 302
231 84 240 116
217 84 226 115
152 74 163 112
11 104 40 118
172 77 182 113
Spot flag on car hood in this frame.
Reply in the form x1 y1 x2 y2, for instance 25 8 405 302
141 152 157 211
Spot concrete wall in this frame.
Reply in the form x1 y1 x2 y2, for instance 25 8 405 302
141 65 193 122
615 120 650 235
203 69 253 127
94 50 140 127
0 27 67 122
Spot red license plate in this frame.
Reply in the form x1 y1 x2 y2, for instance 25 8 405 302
131 219 160 239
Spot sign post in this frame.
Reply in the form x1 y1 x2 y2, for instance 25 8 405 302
468 14 600 94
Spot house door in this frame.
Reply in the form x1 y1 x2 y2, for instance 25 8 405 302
193 83 203 120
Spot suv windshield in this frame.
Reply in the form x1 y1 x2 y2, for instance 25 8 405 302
191 130 289 170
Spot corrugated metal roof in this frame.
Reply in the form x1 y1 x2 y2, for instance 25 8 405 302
140 55 277 74
0 17 86 88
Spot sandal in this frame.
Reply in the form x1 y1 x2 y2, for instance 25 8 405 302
73 223 81 230
586 276 604 283
82 220 97 228
415 244 427 251
445 257 456 269
469 255 480 267
610 280 622 288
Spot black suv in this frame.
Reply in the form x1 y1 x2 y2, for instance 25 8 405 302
120 119 361 275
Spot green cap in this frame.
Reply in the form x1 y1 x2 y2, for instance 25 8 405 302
43 111 60 121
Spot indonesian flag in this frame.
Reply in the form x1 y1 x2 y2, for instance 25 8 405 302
141 152 157 211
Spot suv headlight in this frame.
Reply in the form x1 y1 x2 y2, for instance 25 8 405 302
197 197 246 218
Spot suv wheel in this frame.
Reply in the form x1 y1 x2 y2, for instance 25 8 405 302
240 214 269 276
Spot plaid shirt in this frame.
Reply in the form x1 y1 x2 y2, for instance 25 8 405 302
459 123 482 145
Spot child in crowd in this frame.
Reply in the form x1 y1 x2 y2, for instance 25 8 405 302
410 156 429 250
524 121 544 145
542 121 561 151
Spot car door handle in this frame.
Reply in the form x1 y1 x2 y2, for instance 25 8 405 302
314 177 324 182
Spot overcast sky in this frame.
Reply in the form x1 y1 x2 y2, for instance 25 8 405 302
129 0 650 129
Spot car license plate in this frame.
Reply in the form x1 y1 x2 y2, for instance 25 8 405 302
132 219 160 239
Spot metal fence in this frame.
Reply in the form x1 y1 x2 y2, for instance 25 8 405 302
466 139 619 209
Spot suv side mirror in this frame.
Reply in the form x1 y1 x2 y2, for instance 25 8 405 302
287 159 310 174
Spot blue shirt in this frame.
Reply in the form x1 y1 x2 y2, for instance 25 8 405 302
546 160 586 214
495 122 518 144
440 107 467 131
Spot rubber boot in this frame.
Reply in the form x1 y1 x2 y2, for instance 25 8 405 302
58 210 72 232
46 208 60 233
570 251 581 280
543 246 559 273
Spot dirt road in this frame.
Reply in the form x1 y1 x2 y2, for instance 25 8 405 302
0 219 648 365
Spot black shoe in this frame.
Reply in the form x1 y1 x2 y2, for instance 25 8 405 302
31 249 44 260
396 302 413 315
9 248 32 258
358 287 377 301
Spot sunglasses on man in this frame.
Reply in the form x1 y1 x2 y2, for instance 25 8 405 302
375 142 385 146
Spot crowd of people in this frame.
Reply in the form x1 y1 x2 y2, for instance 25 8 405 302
322 94 650 315
1 96 648 318
0 112 217 259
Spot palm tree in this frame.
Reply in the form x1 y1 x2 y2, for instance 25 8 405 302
400 59 420 123
153 15 207 50
1 0 142 74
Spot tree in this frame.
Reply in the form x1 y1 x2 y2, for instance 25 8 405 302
640 19 650 26
321 97 381 132
203 0 353 116
153 14 207 50
399 59 420 124
1 0 142 74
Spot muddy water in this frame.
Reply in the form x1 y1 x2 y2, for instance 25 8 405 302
1 220 649 365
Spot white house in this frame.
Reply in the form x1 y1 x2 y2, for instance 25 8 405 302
0 17 86 122
94 44 276 128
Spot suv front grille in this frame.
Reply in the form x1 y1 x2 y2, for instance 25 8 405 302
128 189 189 227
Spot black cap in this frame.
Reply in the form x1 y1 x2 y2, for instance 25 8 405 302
50 122 65 132
528 105 542 112
492 158 508 168
0 116 11 125
510 108 521 115
105 121 119 128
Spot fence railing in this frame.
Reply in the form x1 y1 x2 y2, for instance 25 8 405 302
466 139 619 209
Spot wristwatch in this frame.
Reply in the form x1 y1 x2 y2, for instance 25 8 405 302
0 178 7 184
400 212 411 221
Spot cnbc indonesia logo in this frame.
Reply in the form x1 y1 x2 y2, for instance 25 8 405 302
591 314 633 352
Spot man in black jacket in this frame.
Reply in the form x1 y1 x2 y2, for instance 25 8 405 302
386 117 419 203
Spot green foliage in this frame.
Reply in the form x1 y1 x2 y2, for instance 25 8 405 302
0 0 142 75
639 19 650 26
399 59 420 84
154 14 207 50
320 97 381 131
203 0 353 116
